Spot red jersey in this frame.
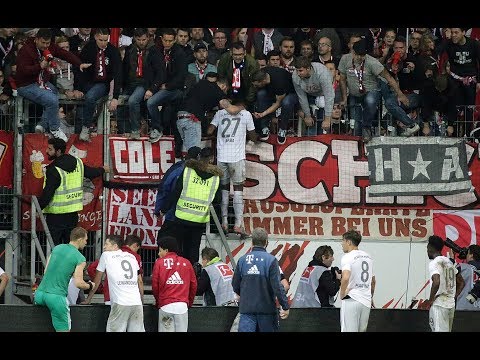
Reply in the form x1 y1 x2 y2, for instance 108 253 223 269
151 252 197 309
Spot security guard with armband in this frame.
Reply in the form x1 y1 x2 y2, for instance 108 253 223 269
161 147 222 265
39 138 109 246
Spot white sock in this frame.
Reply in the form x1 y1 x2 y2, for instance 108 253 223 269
233 191 244 227
221 190 229 226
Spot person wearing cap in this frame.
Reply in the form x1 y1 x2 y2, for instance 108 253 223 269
338 38 409 143
187 42 217 83
154 146 201 248
161 147 222 265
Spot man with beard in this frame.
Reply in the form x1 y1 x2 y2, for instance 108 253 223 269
39 138 109 246
279 36 296 74
187 43 217 83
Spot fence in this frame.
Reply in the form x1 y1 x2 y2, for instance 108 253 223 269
1 91 480 304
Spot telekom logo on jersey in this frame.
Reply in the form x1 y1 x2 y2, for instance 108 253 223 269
163 258 174 269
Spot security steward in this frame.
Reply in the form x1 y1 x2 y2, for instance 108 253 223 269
39 138 109 246
161 147 222 265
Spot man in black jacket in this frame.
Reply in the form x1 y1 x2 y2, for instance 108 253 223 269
118 28 165 138
146 28 187 144
39 138 109 246
75 28 122 142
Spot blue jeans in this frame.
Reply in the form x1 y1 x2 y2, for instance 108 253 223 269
76 82 109 128
146 89 182 132
348 89 381 136
17 82 60 132
379 80 420 127
304 94 325 136
238 312 279 332
255 89 298 131
117 85 146 132
177 113 201 151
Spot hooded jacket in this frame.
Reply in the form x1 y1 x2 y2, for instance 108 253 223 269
162 158 223 227
39 154 105 211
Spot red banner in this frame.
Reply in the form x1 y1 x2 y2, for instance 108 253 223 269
22 134 104 230
0 131 14 188
109 135 176 184
107 188 161 248
245 135 480 209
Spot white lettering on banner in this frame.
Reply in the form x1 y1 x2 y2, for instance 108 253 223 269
108 188 160 248
374 147 401 181
110 137 174 181
244 141 276 199
23 209 102 228
242 200 431 240
331 140 369 203
442 147 463 180
278 141 329 204
243 138 479 208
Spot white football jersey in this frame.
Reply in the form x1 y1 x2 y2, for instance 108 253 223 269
341 249 374 308
211 109 255 163
97 250 142 306
429 256 457 309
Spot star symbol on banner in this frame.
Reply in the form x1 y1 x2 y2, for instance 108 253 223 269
408 149 432 180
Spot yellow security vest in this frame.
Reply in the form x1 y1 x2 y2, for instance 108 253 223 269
43 157 84 214
175 167 219 223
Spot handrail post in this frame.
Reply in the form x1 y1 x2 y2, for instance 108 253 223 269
209 205 236 269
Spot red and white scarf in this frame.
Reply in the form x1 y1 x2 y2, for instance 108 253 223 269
232 60 242 92
136 49 144 78
95 48 106 80
262 29 274 55
36 49 51 90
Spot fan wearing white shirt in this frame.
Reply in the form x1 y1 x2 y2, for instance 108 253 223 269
208 99 258 237
340 229 375 332
85 234 144 332
423 235 464 332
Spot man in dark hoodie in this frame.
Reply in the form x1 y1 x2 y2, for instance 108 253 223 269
39 138 109 246
161 147 222 265
290 245 341 308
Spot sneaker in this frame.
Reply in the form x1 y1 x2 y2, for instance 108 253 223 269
401 123 420 137
35 124 45 134
129 130 141 140
50 129 68 142
277 128 287 145
260 127 270 141
362 127 372 143
149 129 163 143
233 226 250 240
79 126 90 142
